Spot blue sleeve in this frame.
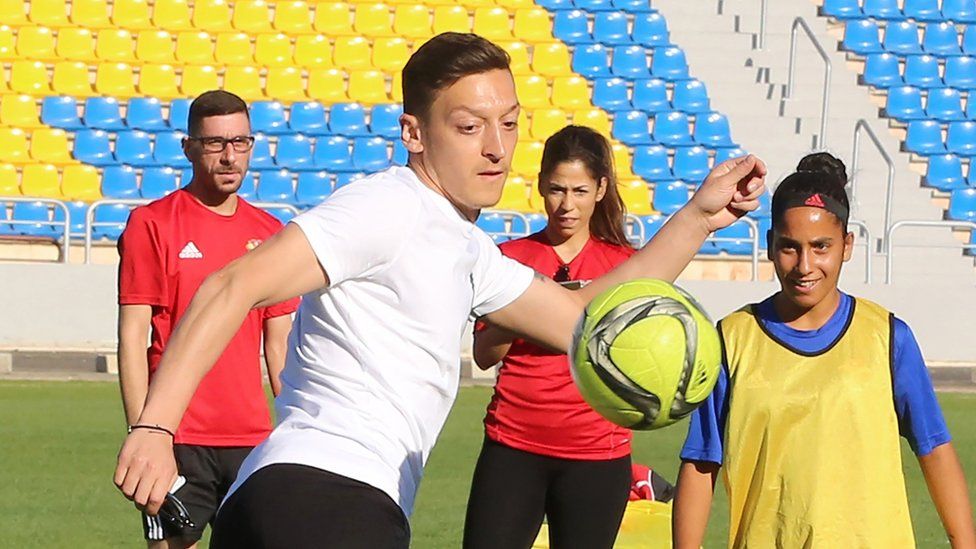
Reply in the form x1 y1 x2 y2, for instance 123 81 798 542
892 318 951 457
680 363 728 465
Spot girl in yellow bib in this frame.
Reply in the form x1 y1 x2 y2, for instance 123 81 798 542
673 153 976 548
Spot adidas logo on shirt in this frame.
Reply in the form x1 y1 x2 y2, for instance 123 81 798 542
179 241 204 259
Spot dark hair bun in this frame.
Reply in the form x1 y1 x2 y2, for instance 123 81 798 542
796 152 848 191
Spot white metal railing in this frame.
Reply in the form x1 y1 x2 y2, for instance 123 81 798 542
625 213 645 247
851 119 896 241
885 220 976 284
848 219 873 284
1 196 71 263
786 17 832 149
706 216 761 281
758 0 769 50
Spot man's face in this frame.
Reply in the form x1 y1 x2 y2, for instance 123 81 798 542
183 112 252 196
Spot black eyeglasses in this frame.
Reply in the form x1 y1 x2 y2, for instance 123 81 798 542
187 135 255 153
158 492 196 530
554 264 571 283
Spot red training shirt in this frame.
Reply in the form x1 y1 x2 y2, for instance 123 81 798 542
118 189 300 447
480 232 635 460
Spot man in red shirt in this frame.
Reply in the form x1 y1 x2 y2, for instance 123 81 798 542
116 90 299 548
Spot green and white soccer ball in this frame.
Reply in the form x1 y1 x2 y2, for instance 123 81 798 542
569 279 722 430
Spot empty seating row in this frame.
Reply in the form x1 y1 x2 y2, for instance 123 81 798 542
904 119 976 155
611 110 736 148
884 85 976 121
924 153 976 190
824 0 976 23
862 53 976 88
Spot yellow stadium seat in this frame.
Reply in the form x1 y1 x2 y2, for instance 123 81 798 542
56 28 96 62
517 109 530 140
29 0 71 28
274 1 313 34
573 108 611 137
348 70 388 104
354 3 394 37
266 67 307 101
232 1 273 34
95 63 136 97
294 35 332 68
308 69 348 103
496 0 536 9
139 64 180 98
530 108 568 140
619 179 653 215
432 6 470 35
10 61 50 95
223 66 264 101
95 29 136 63
20 164 61 198
500 41 530 75
135 30 175 64
333 36 372 71
180 65 219 97
0 164 17 196
459 0 497 10
0 95 42 129
551 76 590 110
52 61 95 97
254 33 293 67
393 5 430 40
313 3 355 36
390 70 403 102
175 31 215 65
0 4 28 27
513 8 553 43
112 0 152 30
61 165 101 201
30 129 74 165
153 0 193 32
532 43 572 78
16 26 57 61
215 32 253 66
372 37 409 72
192 0 232 32
0 26 14 60
473 7 513 41
612 142 632 173
512 140 543 177
0 128 30 164
496 180 532 211
515 75 550 110
72 0 112 29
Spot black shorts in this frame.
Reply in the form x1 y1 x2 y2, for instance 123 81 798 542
141 444 253 543
211 464 410 549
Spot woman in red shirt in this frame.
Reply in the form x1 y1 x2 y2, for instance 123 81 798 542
463 125 637 549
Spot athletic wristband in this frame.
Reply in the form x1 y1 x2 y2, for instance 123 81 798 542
127 424 176 438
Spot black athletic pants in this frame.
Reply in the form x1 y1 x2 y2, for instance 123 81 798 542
463 438 631 549
211 464 410 549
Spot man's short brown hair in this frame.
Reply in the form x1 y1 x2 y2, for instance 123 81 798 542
187 90 249 136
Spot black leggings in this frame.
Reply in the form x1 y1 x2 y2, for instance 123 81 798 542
463 438 631 549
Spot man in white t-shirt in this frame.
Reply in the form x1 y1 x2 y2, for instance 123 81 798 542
114 32 767 548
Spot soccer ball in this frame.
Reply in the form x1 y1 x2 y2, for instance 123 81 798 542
569 279 722 430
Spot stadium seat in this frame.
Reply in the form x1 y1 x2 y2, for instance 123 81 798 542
370 104 403 139
432 6 470 35
904 120 946 154
233 0 272 33
51 61 94 97
30 128 74 165
55 28 96 62
352 137 390 172
333 36 372 71
113 0 152 29
223 66 263 102
74 130 115 166
294 35 333 68
574 108 611 136
0 2 28 26
512 141 544 177
944 0 976 24
530 108 568 140
822 0 861 19
179 65 219 98
20 164 61 199
153 132 189 168
904 55 943 89
923 22 962 57
63 200 92 236
964 26 976 55
250 102 289 135
925 154 966 191
192 0 232 32
116 131 158 167
169 99 191 132
175 31 215 65
611 0 652 11
127 98 169 132
904 0 942 22
575 0 614 11
672 79 711 113
83 98 125 131
672 146 710 183
885 86 925 120
502 42 532 75
0 164 17 197
616 179 652 215
947 121 976 155
96 29 136 63
592 78 631 111
95 63 137 97
948 188 976 220
515 75 550 109
135 30 176 64
290 102 329 136
653 111 694 146
354 3 394 37
652 181 689 214
535 0 573 10
714 147 747 165
11 61 50 95
863 0 902 19
256 170 295 203
295 171 332 207
255 33 292 68
266 207 296 225
0 95 41 129
533 43 573 77
883 21 922 56
593 12 631 46
236 172 255 200
141 167 179 199
334 172 364 189
476 212 507 241
275 134 315 171
862 53 902 88
314 135 353 171
944 56 976 88
843 20 883 54
41 97 83 130
612 46 651 79
965 97 976 119
514 8 555 44
373 37 410 72
314 2 355 36
347 71 389 104
572 44 611 79
630 12 669 48
392 139 407 165
473 7 513 41
329 103 370 137
30 0 70 28
612 111 652 145
926 88 964 121
650 47 689 80
11 201 60 237
249 134 275 170
92 204 132 240
307 69 348 104
551 77 589 110
632 78 670 113
138 64 180 99
632 145 672 182
391 6 430 41
214 32 253 65
0 129 28 164
16 26 56 61
274 1 313 34
714 222 752 255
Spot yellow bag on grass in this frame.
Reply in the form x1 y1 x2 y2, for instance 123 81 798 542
531 500 672 548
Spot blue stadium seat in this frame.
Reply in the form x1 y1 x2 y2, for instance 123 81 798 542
632 145 672 181
884 85 925 120
295 171 332 207
573 0 614 11
41 96 83 130
965 96 976 119
862 53 902 88
944 56 976 88
968 230 976 256
572 44 611 79
694 112 736 148
611 110 652 145
904 0 942 22
101 165 138 198
713 222 752 255
863 0 903 19
289 102 328 136
944 0 976 24
392 139 407 165
593 12 630 46
965 25 976 55
904 55 943 89
822 0 861 18
672 79 710 113
631 78 670 113
73 129 115 166
370 104 403 139
553 10 591 45
92 204 131 241
352 137 390 172
153 131 190 168
168 99 190 132
632 12 669 47
141 167 179 199
525 213 547 233
267 207 296 224
250 101 289 135
904 120 946 154
751 190 772 218
237 172 256 200
127 98 168 132
925 154 966 191
926 88 965 121
713 147 747 165
653 111 694 146
642 215 664 241
0 205 14 236
64 201 89 238
948 188 976 220
612 0 653 12
611 46 649 79
116 131 158 167
11 202 59 238
883 21 922 55
314 135 353 171
83 97 126 131
672 146 710 183
592 78 631 111
536 0 573 10
250 134 276 170
476 212 507 242
335 172 365 188
256 170 295 203
329 103 370 137
652 181 689 214
509 214 530 237
923 22 962 57
947 121 976 155
275 134 315 171
843 20 883 54
650 47 689 80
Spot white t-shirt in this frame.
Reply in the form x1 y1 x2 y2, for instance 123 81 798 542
226 166 535 516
